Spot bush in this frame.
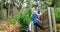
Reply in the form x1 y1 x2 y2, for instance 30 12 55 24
16 6 32 32
55 8 60 23
7 16 17 25
16 12 31 31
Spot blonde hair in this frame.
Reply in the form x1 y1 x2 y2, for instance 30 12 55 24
32 11 36 13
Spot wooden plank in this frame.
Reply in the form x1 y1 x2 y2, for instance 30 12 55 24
40 10 50 32
47 7 53 32
50 7 57 32
31 22 35 32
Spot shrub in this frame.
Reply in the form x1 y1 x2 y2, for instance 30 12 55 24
7 16 17 25
55 8 60 23
16 6 32 32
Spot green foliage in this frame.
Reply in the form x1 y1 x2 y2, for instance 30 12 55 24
13 0 22 9
2 0 10 9
7 16 17 25
55 8 60 23
16 6 32 31
16 12 29 30
25 6 32 17
54 0 60 7
3 3 9 9
0 11 3 20
44 0 60 7
44 0 52 6
26 0 30 2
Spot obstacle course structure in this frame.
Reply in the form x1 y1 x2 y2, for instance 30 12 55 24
32 7 57 32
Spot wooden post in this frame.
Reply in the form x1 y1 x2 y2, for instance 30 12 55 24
50 7 57 32
31 22 35 32
47 7 53 32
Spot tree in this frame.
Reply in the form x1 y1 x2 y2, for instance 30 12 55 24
44 0 60 7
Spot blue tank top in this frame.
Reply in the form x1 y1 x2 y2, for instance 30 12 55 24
32 13 37 23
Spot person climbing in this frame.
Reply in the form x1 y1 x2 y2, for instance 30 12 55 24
37 5 41 14
32 10 44 32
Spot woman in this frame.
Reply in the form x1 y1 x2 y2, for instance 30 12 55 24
32 11 44 32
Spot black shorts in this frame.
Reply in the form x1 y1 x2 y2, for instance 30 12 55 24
34 21 43 29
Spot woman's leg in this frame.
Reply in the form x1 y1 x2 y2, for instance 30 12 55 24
34 22 44 32
34 21 43 29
